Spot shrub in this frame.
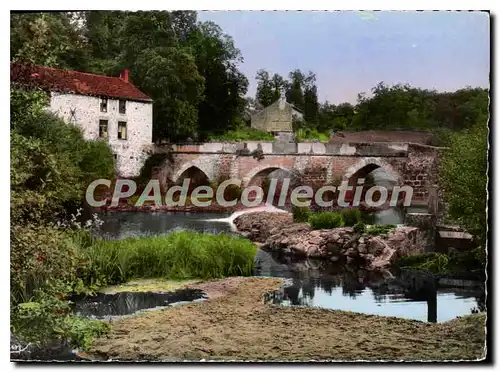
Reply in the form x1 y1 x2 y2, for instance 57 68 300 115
292 206 311 223
360 211 376 225
80 231 258 286
10 223 82 305
353 222 366 234
11 295 109 349
210 127 275 142
366 224 396 236
295 128 330 142
309 212 344 230
340 208 362 226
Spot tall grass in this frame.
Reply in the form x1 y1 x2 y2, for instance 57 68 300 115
295 128 330 142
210 127 275 142
81 231 258 286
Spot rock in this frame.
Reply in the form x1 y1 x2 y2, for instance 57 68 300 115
325 242 341 256
346 257 355 264
358 243 367 253
330 256 340 262
358 237 365 244
368 239 385 255
234 212 294 242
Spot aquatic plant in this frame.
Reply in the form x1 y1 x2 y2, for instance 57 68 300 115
81 231 258 285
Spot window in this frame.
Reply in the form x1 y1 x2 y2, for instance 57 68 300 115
100 98 108 112
118 121 127 140
99 120 108 138
119 99 126 114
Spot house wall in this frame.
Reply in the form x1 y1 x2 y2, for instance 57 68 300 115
49 92 153 178
250 101 294 132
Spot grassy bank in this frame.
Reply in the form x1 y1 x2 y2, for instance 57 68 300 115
88 277 486 361
81 231 258 288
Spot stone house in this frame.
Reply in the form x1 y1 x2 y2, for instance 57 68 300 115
250 93 303 141
11 63 153 178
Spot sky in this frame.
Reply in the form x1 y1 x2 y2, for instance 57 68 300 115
197 11 490 104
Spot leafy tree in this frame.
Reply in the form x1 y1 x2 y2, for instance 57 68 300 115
11 12 89 71
187 21 248 139
440 119 488 244
255 69 274 107
286 69 305 111
303 71 319 125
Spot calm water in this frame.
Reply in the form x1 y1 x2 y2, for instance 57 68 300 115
96 210 481 323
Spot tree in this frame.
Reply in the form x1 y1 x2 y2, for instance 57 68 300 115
303 71 319 125
255 69 274 107
187 21 248 139
11 12 89 71
286 69 305 112
440 119 488 244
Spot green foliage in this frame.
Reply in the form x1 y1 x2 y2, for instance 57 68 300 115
210 127 275 142
309 212 344 230
397 248 486 276
10 223 82 304
295 128 329 142
353 222 366 234
80 232 258 286
292 206 311 223
366 224 396 236
63 316 110 350
340 208 362 227
360 211 376 225
440 120 488 244
10 97 115 223
12 294 109 349
11 12 89 71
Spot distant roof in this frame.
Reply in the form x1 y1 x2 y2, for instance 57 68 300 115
11 63 152 102
251 98 303 117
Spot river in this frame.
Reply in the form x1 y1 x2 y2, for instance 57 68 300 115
95 208 482 324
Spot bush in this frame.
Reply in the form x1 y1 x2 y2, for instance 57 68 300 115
295 128 330 142
366 224 396 236
210 127 275 142
340 208 362 226
353 222 366 234
11 295 109 349
10 223 82 305
309 212 344 230
292 206 311 223
80 231 258 286
360 211 376 225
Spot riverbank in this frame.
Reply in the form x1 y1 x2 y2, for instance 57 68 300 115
87 277 485 361
233 211 422 275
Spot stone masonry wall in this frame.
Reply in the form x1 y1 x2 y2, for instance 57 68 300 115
154 141 443 207
50 92 153 178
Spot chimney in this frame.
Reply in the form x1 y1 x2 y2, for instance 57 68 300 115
120 69 129 82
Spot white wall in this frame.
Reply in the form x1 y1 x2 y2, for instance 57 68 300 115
49 93 153 177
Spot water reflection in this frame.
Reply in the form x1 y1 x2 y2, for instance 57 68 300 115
98 212 233 239
257 250 481 323
73 288 206 320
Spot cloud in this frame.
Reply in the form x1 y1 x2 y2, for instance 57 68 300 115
356 11 378 22
411 43 418 48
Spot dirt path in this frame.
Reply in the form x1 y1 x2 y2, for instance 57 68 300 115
88 277 486 361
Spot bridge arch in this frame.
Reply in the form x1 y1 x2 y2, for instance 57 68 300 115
242 165 293 187
171 162 212 185
343 157 401 185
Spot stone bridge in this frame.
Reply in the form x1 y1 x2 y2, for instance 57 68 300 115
153 141 444 203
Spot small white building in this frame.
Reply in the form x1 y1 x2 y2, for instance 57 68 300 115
11 64 153 178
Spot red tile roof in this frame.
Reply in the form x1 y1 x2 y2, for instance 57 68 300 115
11 63 152 102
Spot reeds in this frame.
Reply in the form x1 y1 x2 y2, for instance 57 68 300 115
82 231 258 285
